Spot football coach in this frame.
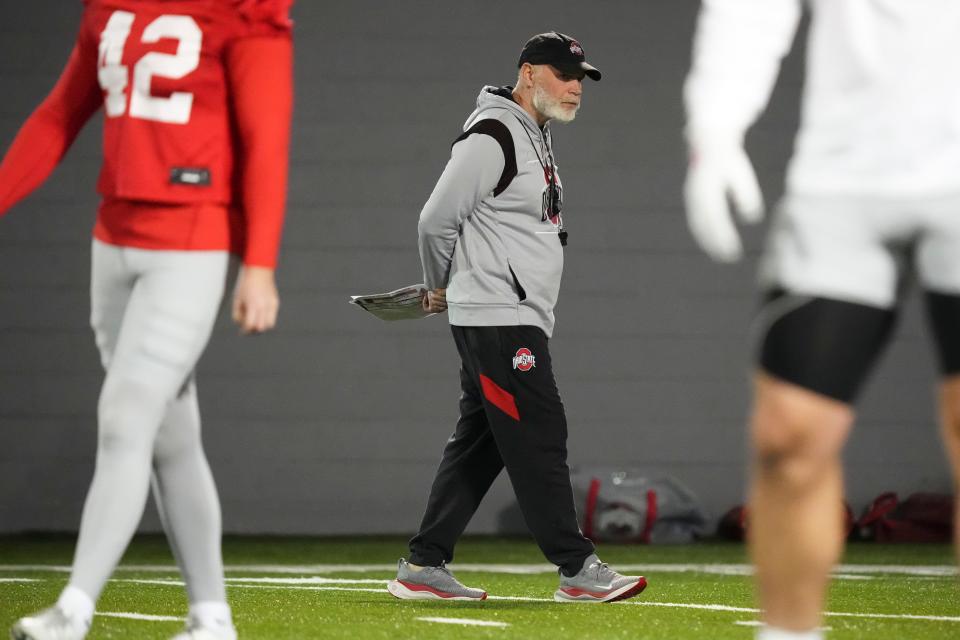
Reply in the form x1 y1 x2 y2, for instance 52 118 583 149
387 32 648 604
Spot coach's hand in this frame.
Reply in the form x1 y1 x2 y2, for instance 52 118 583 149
422 288 447 313
233 265 280 334
683 136 764 262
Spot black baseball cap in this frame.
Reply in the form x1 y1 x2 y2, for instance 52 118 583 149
517 31 601 81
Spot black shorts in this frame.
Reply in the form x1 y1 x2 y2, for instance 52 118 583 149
756 289 960 404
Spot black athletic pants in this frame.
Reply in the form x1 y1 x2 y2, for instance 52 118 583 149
408 325 595 576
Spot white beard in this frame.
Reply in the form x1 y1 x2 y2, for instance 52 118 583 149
532 84 578 123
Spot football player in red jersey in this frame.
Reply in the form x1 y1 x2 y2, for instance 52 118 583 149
2 2 294 639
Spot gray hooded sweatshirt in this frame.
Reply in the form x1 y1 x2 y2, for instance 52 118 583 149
418 86 565 337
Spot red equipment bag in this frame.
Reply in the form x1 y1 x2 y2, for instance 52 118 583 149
857 492 954 543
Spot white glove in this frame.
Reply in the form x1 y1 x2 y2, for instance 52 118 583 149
683 139 765 262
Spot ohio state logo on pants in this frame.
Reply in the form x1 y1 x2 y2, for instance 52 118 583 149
513 348 536 372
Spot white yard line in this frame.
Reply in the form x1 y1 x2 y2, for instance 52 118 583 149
826 611 960 623
834 564 957 577
96 611 182 623
233 585 389 593
734 621 832 631
117 577 389 587
0 578 40 583
629 601 759 614
165 582 960 624
115 579 185 586
226 577 389 585
417 616 509 628
4 575 958 625
1 562 956 577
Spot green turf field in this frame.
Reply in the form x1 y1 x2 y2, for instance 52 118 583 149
1 535 958 639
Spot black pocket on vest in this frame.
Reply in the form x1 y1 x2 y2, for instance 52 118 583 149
508 265 527 302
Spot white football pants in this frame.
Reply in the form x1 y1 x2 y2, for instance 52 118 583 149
67 239 233 606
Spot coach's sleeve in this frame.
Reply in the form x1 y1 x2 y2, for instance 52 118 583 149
418 132 505 290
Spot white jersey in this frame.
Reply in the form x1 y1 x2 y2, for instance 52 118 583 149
685 0 960 197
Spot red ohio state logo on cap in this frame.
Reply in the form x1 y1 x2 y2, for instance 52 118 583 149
513 348 536 372
569 41 584 56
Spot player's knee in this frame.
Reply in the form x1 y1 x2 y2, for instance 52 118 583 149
755 445 831 492
754 436 818 491
751 387 850 489
97 376 166 456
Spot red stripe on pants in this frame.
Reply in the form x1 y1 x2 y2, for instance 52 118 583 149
479 374 520 421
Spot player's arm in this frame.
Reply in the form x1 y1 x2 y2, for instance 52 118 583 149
682 0 802 262
418 132 505 303
225 34 293 334
685 0 802 144
0 27 102 217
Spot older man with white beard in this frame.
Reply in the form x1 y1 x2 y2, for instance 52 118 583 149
386 32 648 604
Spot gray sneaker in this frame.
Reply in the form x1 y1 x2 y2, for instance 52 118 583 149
10 606 90 640
387 558 487 601
554 554 647 603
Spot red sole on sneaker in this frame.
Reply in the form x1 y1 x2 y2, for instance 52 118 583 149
556 576 648 603
387 579 487 601
607 577 648 603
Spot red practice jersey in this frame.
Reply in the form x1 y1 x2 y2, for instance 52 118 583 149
0 0 294 267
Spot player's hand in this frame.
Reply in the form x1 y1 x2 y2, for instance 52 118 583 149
683 138 764 262
232 265 280 334
422 288 447 313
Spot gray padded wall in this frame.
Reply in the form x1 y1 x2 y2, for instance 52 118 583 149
0 1 951 535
